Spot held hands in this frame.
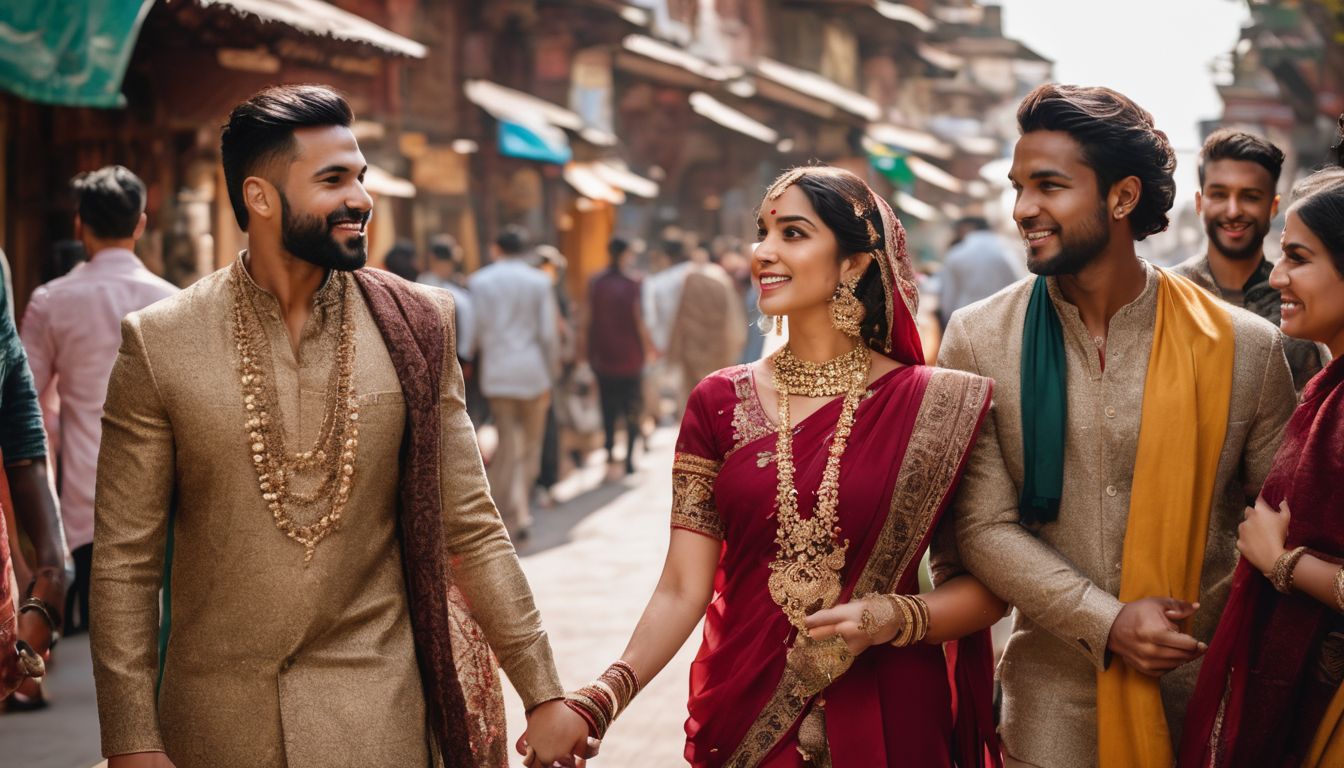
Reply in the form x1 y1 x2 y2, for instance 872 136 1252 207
804 595 902 657
1106 597 1206 677
1237 496 1291 576
516 698 599 768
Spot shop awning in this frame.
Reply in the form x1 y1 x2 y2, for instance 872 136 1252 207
894 191 940 222
866 123 953 160
193 0 427 58
617 34 743 88
871 1 935 32
916 43 963 73
459 79 612 151
364 165 416 198
565 163 625 204
591 161 659 198
689 92 778 145
906 155 963 194
754 58 880 122
0 0 155 107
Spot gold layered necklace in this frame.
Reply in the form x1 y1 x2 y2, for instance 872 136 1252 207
767 343 871 697
231 262 361 563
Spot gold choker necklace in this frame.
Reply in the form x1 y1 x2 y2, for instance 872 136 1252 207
772 344 870 398
767 343 871 698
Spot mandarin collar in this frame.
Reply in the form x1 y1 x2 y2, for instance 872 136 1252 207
233 251 343 308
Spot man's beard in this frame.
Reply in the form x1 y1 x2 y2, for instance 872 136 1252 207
1026 202 1111 277
279 193 370 272
1204 216 1268 262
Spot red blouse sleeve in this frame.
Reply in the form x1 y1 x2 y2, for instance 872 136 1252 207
670 375 729 539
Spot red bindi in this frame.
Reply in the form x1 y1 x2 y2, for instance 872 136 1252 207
770 209 776 215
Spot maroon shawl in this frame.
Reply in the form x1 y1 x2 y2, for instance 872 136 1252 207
353 268 474 768
676 364 998 767
1181 354 1344 767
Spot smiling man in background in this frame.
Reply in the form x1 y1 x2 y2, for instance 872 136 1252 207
1174 129 1328 390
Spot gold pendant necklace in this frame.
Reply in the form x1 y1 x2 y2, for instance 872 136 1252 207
767 343 870 697
231 262 361 563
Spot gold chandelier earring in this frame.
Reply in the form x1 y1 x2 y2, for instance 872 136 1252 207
829 274 865 337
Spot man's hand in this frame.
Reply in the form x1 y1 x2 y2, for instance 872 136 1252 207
1106 597 1206 676
1237 496 1291 577
108 752 177 768
517 699 598 767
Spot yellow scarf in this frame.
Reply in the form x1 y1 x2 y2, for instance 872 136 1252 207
1096 271 1235 767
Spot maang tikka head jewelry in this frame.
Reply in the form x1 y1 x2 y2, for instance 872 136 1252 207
829 274 865 337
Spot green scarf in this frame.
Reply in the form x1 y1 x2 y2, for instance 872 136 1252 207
1020 277 1066 525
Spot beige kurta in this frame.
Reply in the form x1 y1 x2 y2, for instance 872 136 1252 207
91 263 562 768
934 264 1296 768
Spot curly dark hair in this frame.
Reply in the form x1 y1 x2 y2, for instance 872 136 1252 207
1017 83 1176 241
760 166 891 352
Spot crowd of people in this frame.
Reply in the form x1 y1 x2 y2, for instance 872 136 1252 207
0 77 1342 768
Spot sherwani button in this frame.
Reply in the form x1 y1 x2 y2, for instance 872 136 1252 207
1105 485 1117 497
1104 406 1116 418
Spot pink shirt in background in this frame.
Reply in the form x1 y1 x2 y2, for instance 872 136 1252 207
20 248 178 550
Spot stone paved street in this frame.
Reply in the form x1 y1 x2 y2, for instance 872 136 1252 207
0 428 693 768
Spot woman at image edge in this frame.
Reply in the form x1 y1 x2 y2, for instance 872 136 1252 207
521 166 1006 767
1181 168 1344 767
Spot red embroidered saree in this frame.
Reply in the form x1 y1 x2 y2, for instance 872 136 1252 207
670 362 996 767
1181 355 1344 767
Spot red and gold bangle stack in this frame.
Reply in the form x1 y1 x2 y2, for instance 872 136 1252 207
563 660 641 740
887 594 931 648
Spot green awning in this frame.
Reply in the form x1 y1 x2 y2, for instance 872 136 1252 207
0 0 155 108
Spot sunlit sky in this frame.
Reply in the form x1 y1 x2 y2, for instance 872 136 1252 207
1000 0 1251 217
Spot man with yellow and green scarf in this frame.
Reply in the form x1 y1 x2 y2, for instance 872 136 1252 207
934 84 1297 768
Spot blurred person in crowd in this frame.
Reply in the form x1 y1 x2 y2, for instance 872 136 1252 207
418 235 480 422
581 238 650 476
521 166 1005 766
1174 129 1328 391
939 84 1295 768
469 225 560 540
533 244 574 502
381 237 419 282
1331 113 1343 167
641 235 692 358
20 166 177 641
937 215 1024 330
90 85 584 768
1181 166 1344 768
0 250 69 711
667 239 747 403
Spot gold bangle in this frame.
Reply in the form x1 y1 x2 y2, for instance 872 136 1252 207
1333 566 1344 613
1271 546 1309 594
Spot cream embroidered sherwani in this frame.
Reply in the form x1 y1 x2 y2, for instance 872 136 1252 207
934 264 1296 768
91 264 562 767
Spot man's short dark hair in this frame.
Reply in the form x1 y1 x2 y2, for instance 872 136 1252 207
429 234 462 264
608 237 629 264
71 165 146 239
220 84 354 231
954 216 990 232
495 224 529 256
1017 83 1177 241
1198 128 1284 188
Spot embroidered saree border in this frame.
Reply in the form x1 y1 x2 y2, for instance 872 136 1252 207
723 369 990 767
728 366 772 459
672 452 725 538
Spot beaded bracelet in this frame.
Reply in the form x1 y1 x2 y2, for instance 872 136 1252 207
1271 546 1309 594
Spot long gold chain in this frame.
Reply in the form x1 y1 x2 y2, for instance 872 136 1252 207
231 262 361 563
766 344 871 630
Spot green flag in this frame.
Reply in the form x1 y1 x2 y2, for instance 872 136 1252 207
0 0 155 108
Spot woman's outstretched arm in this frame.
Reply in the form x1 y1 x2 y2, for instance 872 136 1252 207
618 528 721 681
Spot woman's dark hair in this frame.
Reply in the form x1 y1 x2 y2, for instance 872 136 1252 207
220 84 354 231
71 165 146 239
761 166 890 352
1289 166 1344 277
1017 83 1177 241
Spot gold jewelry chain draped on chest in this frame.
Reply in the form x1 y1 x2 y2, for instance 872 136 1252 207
230 262 362 563
768 344 871 699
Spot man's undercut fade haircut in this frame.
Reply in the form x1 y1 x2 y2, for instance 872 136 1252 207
1017 83 1177 241
1199 128 1285 188
72 165 146 239
220 84 354 231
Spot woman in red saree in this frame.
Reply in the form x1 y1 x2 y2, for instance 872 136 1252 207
1180 168 1344 767
521 166 1006 767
